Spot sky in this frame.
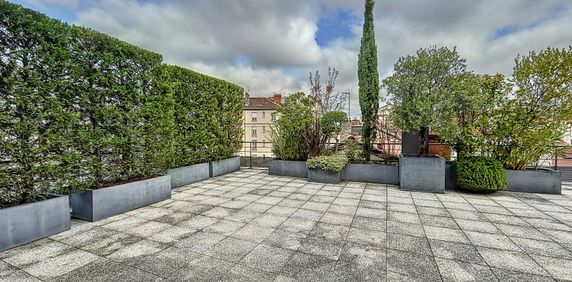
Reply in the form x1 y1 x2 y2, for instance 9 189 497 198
11 0 572 118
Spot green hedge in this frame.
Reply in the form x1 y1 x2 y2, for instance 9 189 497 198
454 156 508 193
307 155 348 172
0 1 243 206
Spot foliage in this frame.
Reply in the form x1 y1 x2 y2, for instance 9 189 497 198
306 155 348 173
485 47 572 170
272 92 315 160
384 46 466 156
454 156 508 193
345 139 364 163
0 1 243 206
309 68 346 114
357 0 380 161
321 111 347 152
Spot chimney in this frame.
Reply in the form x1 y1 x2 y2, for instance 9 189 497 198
273 93 282 104
244 92 250 106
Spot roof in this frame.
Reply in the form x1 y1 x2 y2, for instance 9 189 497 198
244 97 279 110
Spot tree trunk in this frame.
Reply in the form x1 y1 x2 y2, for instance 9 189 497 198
418 127 429 156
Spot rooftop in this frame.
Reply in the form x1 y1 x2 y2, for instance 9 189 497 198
1 169 572 281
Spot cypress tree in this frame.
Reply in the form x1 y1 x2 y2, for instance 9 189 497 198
358 0 380 161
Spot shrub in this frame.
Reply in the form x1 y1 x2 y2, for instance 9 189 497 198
454 156 508 193
272 92 314 160
306 155 348 173
345 139 364 163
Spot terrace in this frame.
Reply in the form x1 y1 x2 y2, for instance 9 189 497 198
2 169 571 281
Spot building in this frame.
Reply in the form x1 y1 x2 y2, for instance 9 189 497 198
241 93 281 157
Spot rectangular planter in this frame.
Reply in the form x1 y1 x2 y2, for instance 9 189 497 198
71 175 171 222
308 168 341 184
268 159 308 178
342 163 399 184
1 195 70 251
168 162 210 188
445 164 460 189
399 154 445 193
209 157 240 177
506 169 561 194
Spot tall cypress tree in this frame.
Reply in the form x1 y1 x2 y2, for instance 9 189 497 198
358 0 380 161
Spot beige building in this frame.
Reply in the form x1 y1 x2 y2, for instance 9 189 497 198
241 93 281 157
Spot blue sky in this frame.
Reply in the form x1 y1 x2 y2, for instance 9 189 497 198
8 0 572 118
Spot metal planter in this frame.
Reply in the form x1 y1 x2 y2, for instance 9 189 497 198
71 175 171 222
209 157 240 177
268 159 308 178
506 169 561 194
308 168 341 184
399 154 445 193
342 163 399 184
168 163 210 188
0 195 70 251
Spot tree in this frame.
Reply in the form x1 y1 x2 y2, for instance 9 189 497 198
488 47 572 169
321 111 348 152
272 92 315 160
358 0 380 161
384 46 467 156
309 67 346 114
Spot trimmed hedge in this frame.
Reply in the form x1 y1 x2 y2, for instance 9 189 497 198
454 156 508 193
307 155 348 172
0 1 243 206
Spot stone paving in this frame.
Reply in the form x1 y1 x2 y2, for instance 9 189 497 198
1 169 572 281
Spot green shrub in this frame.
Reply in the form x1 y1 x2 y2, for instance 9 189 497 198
272 92 314 160
306 155 348 173
454 156 508 193
345 139 364 163
0 1 243 206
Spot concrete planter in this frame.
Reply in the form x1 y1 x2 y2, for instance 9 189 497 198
71 175 171 222
445 164 460 189
209 157 240 177
1 195 70 251
268 159 308 178
399 154 445 193
308 168 341 184
168 162 210 188
342 163 399 185
506 169 561 194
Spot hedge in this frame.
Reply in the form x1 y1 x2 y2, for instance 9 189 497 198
454 156 508 193
307 155 348 172
0 1 243 207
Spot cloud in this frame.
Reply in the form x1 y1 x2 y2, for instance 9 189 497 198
11 0 572 117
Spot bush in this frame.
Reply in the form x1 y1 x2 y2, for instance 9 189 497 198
345 139 364 163
0 1 243 207
272 93 314 160
306 155 348 173
454 156 508 193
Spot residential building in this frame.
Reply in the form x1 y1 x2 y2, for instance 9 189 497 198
242 93 281 157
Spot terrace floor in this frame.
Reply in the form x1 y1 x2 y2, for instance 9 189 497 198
1 169 572 281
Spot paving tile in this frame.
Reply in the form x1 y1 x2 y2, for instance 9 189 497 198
512 237 572 259
388 211 420 224
301 201 330 212
346 227 386 248
424 225 469 243
225 210 261 223
206 237 258 263
359 200 386 209
298 235 345 260
477 247 548 275
128 246 200 277
524 217 572 232
277 199 306 208
279 217 317 234
169 254 234 281
240 244 294 273
155 211 194 225
387 233 432 255
447 209 488 221
484 213 529 226
318 212 353 226
435 257 497 282
20 249 100 280
150 225 197 244
243 202 274 213
455 219 501 234
175 231 225 253
465 231 521 251
491 267 556 282
203 219 245 236
387 203 417 213
291 209 323 221
310 223 350 241
387 221 425 237
256 196 284 205
177 215 219 230
251 213 288 228
202 207 237 218
419 214 458 228
266 205 298 216
231 223 275 243
2 240 73 266
386 249 441 282
280 252 337 282
105 239 168 261
263 229 307 251
52 258 161 282
416 206 450 217
429 239 487 265
351 216 386 232
219 264 278 282
355 207 386 219
126 221 173 238
530 254 572 280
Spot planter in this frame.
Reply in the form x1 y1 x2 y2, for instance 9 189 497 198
342 163 399 184
1 195 70 251
168 163 210 188
209 157 240 177
445 164 460 189
268 159 308 178
71 175 171 222
506 169 561 194
308 168 341 184
399 154 445 193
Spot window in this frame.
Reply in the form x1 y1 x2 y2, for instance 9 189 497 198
263 126 266 132
271 113 277 122
251 112 257 122
252 140 257 150
262 112 266 118
251 126 257 137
